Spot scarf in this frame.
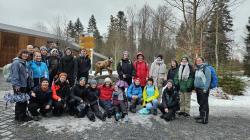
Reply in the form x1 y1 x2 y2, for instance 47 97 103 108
150 59 166 77
178 63 190 81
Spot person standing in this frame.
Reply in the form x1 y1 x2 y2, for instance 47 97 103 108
167 60 179 81
76 48 91 82
29 51 49 88
194 57 211 124
149 54 167 93
11 49 33 122
117 51 135 86
40 46 49 64
133 52 149 89
47 48 60 85
60 47 77 87
174 57 194 117
26 45 34 62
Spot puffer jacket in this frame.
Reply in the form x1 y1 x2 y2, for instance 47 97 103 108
133 60 149 86
127 83 142 99
98 85 114 101
29 60 49 79
142 85 159 106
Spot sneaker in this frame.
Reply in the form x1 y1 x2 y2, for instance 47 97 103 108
153 109 158 116
115 113 121 121
194 116 202 120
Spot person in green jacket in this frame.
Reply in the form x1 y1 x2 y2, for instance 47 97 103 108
174 57 194 117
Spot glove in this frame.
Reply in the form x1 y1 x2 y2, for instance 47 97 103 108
203 90 207 93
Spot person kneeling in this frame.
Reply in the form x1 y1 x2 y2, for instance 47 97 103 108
85 79 107 121
142 78 159 115
112 84 128 122
51 73 70 116
28 78 52 121
127 78 142 113
159 80 180 121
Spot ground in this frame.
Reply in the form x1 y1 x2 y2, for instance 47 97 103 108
0 72 250 140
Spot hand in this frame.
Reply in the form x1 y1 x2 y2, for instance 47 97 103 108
123 74 126 78
45 105 50 109
132 95 138 99
31 92 36 97
80 100 83 103
58 98 62 102
164 108 169 113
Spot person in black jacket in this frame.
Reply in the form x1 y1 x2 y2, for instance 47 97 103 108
60 47 77 87
117 51 135 85
28 78 52 121
76 48 91 82
167 60 178 81
40 46 49 64
85 79 106 121
47 48 60 86
159 80 180 121
68 77 88 117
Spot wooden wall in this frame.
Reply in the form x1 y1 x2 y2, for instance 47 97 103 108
0 31 48 67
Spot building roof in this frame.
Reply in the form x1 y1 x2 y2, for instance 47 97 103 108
0 22 59 39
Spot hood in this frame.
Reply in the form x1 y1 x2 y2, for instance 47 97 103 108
12 57 25 64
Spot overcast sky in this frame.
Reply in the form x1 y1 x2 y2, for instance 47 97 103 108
0 0 249 48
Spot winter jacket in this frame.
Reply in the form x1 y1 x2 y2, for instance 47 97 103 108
29 60 49 79
98 85 114 101
70 84 87 102
133 60 149 86
60 55 77 77
162 87 179 109
194 64 212 92
127 83 142 99
85 87 99 105
117 59 135 80
174 64 194 92
149 59 167 79
142 85 159 106
30 86 52 105
10 57 32 88
41 55 48 64
112 89 128 106
51 81 70 101
76 56 91 75
47 56 60 75
167 67 178 81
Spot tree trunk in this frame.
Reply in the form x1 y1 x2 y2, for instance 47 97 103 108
215 7 219 70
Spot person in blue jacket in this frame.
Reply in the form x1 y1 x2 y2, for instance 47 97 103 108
29 51 49 88
127 78 142 113
194 57 211 124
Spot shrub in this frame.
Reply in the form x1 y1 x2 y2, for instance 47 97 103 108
218 76 246 95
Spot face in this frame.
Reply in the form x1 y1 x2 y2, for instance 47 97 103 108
171 61 177 68
138 55 143 61
79 80 86 86
66 49 72 56
34 47 40 52
21 53 29 60
34 52 42 62
123 53 129 59
59 76 67 82
81 50 87 56
167 82 173 89
27 45 34 53
196 58 203 65
41 81 49 91
105 82 111 87
181 58 188 65
91 84 97 88
135 80 140 86
41 50 48 55
157 57 162 61
114 86 119 91
147 80 153 85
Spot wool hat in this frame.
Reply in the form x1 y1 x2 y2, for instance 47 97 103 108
79 77 86 82
104 77 112 83
40 46 48 51
59 72 67 78
89 79 97 85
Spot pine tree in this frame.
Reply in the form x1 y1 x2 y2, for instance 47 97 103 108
244 17 250 76
205 0 233 66
66 20 76 38
74 18 84 43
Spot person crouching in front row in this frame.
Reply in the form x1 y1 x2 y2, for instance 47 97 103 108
159 80 180 121
28 78 52 121
51 73 70 116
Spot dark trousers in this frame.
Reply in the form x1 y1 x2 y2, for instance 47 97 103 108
128 98 141 109
158 104 178 120
88 103 105 120
52 101 65 116
113 102 128 116
99 100 113 117
77 72 89 83
13 87 28 120
28 102 51 116
196 89 209 122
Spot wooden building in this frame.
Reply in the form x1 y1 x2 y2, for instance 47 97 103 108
0 23 79 67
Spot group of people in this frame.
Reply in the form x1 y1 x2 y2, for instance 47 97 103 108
9 44 213 125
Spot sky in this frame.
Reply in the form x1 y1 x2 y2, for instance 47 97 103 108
0 0 249 53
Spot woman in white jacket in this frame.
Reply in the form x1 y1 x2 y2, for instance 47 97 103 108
149 55 167 94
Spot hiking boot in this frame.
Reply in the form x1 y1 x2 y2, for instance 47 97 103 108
21 116 33 122
196 119 208 124
177 112 185 116
153 109 158 116
33 116 41 121
129 107 136 113
183 113 190 118
194 116 202 120
115 113 121 121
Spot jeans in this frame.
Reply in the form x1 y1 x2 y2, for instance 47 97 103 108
145 99 158 110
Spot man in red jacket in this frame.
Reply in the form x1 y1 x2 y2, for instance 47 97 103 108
98 77 114 118
133 52 149 89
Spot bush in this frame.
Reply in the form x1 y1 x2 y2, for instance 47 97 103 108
219 76 246 95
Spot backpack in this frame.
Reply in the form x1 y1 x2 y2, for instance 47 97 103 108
3 63 12 83
202 65 218 89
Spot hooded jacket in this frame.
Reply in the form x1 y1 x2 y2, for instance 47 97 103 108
162 87 179 109
142 85 159 106
194 64 212 91
149 59 167 79
11 57 32 88
133 60 149 86
51 80 70 101
127 83 142 99
29 60 49 79
117 59 135 80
